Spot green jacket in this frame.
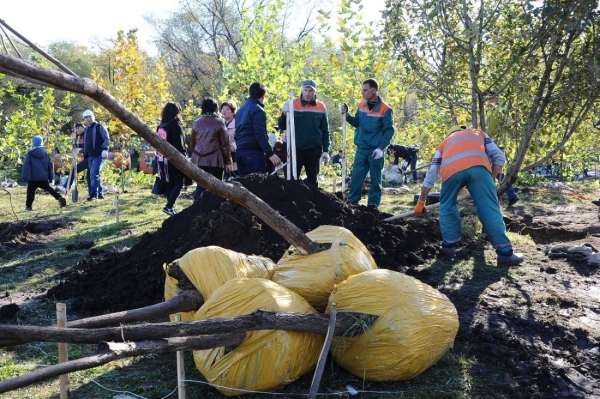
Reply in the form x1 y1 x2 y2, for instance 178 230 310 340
346 96 395 150
278 97 330 152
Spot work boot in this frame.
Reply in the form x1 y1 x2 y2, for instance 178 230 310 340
497 252 525 266
59 197 67 208
592 200 600 206
507 197 520 207
439 246 456 258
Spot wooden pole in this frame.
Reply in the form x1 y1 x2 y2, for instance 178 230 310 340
175 314 186 399
288 91 297 180
341 114 347 198
56 303 69 399
0 311 373 346
0 334 245 395
308 303 337 399
382 193 472 222
114 193 119 223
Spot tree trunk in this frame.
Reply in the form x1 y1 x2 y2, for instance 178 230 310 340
0 54 317 256
0 311 375 346
0 334 245 394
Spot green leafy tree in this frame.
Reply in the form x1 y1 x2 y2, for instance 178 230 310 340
0 80 72 175
220 0 312 126
91 30 170 151
384 0 600 182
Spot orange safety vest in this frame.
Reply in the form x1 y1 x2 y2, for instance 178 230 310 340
438 128 492 181
292 98 326 113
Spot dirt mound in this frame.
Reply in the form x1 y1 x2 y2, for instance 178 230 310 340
0 216 71 252
47 174 441 315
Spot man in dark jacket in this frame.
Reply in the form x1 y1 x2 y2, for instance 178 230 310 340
234 82 281 176
277 79 331 186
387 144 419 183
59 123 90 193
22 136 67 211
83 109 110 200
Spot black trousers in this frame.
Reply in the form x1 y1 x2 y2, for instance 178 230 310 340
294 147 322 186
26 181 62 207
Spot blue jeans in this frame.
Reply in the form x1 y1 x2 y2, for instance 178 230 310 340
236 150 266 176
407 154 418 182
88 156 105 198
348 147 385 207
440 166 513 256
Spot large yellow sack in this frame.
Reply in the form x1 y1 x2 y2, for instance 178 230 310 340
193 278 324 396
273 225 377 311
327 269 458 381
163 246 277 321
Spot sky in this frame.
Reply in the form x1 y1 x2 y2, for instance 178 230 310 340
0 0 386 55
0 0 172 53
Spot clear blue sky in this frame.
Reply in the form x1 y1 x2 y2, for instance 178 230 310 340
0 0 385 54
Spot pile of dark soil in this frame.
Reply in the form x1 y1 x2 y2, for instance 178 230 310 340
0 216 71 252
47 174 442 315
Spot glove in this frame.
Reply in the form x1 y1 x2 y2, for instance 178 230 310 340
320 152 330 165
283 103 290 113
340 103 348 114
372 148 383 159
414 200 426 216
268 153 281 167
101 150 108 159
402 161 408 170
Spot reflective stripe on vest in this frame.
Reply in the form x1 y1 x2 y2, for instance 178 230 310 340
293 98 326 114
438 128 492 181
357 99 390 117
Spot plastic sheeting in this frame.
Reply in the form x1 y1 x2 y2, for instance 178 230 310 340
273 225 377 311
193 278 324 396
163 246 277 321
327 269 459 381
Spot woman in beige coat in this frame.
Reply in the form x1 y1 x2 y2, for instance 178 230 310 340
191 98 233 200
220 100 237 177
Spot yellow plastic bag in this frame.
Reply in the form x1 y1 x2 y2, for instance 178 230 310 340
163 246 277 321
327 269 459 381
273 225 377 311
193 278 324 396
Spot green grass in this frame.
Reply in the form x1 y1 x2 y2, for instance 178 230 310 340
1 176 598 398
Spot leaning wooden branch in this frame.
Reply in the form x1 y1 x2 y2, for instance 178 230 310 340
0 333 245 394
0 291 204 347
0 311 375 346
0 54 316 255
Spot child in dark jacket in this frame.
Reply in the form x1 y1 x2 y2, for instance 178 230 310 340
22 136 67 211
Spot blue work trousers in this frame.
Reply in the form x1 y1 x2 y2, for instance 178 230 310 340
439 166 513 256
348 147 385 207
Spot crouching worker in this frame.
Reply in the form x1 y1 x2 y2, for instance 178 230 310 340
22 136 67 211
414 125 524 267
